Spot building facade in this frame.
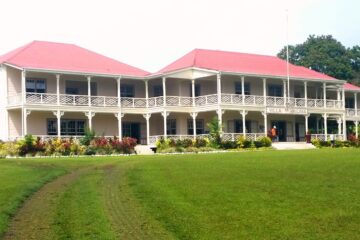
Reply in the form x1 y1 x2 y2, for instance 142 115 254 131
1 41 360 145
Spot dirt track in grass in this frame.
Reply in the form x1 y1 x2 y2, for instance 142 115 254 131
2 162 173 240
2 169 84 240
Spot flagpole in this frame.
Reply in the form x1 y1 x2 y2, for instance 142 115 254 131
286 9 290 105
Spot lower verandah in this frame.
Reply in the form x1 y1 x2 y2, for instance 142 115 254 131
7 109 345 144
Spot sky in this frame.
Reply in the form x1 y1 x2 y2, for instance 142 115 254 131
0 0 359 73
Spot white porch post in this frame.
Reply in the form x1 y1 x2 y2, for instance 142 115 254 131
343 114 347 140
217 109 224 134
283 79 287 105
191 112 198 139
56 74 60 105
143 113 151 144
217 73 222 105
145 80 149 108
241 110 248 137
117 77 121 107
355 93 358 116
87 76 91 106
323 113 328 139
191 79 195 106
262 112 268 136
241 76 245 105
53 110 64 138
342 87 345 110
304 81 308 108
162 111 169 138
323 82 326 108
337 90 341 101
85 111 95 131
23 108 31 137
337 117 342 135
162 77 166 107
305 114 309 134
263 78 267 105
355 120 359 139
21 70 26 104
115 113 124 139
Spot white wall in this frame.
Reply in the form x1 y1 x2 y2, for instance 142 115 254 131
0 65 9 140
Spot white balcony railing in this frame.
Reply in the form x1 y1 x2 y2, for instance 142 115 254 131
7 92 345 111
311 134 344 141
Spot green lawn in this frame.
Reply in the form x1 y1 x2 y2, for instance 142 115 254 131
1 149 360 239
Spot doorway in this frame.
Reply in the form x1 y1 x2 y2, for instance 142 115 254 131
271 121 287 142
122 122 141 142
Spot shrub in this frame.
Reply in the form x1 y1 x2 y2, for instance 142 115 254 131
259 137 272 147
221 140 237 149
16 134 36 156
334 140 344 148
80 128 96 146
194 138 207 148
207 117 222 148
311 138 321 148
175 138 193 148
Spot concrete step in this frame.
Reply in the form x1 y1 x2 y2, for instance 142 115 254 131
272 142 316 150
135 145 155 155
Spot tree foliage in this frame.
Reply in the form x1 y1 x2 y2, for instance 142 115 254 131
277 35 360 84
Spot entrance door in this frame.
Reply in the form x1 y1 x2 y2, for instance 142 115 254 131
271 121 287 142
295 123 305 142
122 122 141 142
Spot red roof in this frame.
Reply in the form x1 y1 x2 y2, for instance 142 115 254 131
157 49 337 81
0 41 149 77
344 83 360 91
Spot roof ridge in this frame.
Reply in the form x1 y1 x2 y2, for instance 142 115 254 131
195 48 280 59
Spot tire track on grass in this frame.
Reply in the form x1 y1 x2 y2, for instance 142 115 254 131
2 168 87 240
103 163 174 240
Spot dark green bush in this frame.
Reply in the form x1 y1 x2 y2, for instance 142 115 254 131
221 140 237 149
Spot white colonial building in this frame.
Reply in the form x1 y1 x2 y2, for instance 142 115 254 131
1 41 360 145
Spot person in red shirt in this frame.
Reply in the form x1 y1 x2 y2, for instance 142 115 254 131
271 126 277 141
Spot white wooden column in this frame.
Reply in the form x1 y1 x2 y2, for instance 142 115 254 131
143 113 151 144
216 109 224 134
304 81 308 108
355 93 358 116
262 112 268 135
21 70 26 105
53 110 64 138
22 108 31 137
217 73 221 105
87 76 91 106
241 110 248 137
115 113 124 139
56 74 60 105
305 114 309 134
117 77 121 107
323 82 326 108
85 111 95 131
162 111 169 138
355 120 359 139
342 87 345 110
191 112 198 139
241 76 245 105
145 80 149 107
337 90 341 101
323 113 328 139
337 117 342 134
191 79 195 106
262 78 267 105
162 77 166 107
283 79 287 105
343 114 346 140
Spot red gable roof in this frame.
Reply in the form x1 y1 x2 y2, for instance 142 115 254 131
344 83 360 91
157 49 337 81
0 41 149 77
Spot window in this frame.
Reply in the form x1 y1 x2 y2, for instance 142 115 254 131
26 78 46 93
235 82 250 95
121 85 134 97
48 119 85 136
65 87 79 95
345 98 355 108
190 84 201 97
268 85 283 97
234 119 251 133
167 119 177 135
187 119 204 135
153 85 163 97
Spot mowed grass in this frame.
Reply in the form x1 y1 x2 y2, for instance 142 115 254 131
128 149 360 239
0 149 360 239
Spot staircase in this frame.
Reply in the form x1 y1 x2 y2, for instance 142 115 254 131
272 142 316 150
135 145 155 155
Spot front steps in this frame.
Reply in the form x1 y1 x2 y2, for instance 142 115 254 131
135 145 155 155
272 142 316 150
